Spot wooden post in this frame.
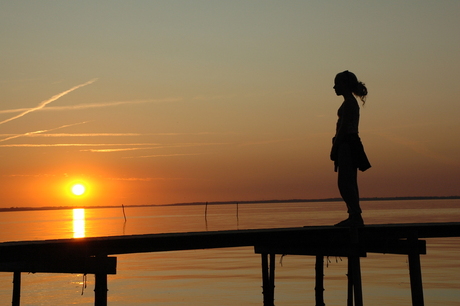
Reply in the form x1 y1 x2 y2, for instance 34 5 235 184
269 253 275 304
408 235 424 306
347 258 353 306
261 253 269 306
261 253 275 306
348 228 363 306
350 256 363 306
315 255 325 306
94 255 108 306
12 271 21 306
347 256 363 306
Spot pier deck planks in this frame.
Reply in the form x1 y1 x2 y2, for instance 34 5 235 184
0 222 459 261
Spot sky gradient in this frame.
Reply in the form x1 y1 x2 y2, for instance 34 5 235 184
1 1 459 208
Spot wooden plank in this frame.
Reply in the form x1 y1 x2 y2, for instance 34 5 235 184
254 240 425 256
0 223 458 261
365 239 426 255
0 227 350 261
359 222 460 240
0 257 116 274
254 245 367 257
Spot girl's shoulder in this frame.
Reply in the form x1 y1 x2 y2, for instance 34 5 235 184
338 99 359 117
343 97 359 105
342 98 359 110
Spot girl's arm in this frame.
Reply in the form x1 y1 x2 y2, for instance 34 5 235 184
331 99 356 160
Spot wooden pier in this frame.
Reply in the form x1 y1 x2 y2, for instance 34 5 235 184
1 222 460 305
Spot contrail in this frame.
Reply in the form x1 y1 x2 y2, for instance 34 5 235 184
0 78 97 126
0 98 180 115
0 121 89 143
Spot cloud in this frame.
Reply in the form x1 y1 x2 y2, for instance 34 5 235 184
0 79 97 125
237 138 296 146
0 122 89 143
2 173 177 182
0 143 161 148
82 147 151 153
0 132 217 138
1 132 142 138
0 98 181 115
79 141 233 155
123 153 205 159
2 174 57 178
106 177 170 181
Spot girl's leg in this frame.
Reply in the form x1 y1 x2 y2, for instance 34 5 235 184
336 143 363 226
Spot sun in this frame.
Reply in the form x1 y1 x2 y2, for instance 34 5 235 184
71 183 86 196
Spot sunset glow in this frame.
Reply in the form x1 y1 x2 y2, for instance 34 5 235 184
0 2 459 208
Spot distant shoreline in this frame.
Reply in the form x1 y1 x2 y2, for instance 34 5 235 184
1 196 459 213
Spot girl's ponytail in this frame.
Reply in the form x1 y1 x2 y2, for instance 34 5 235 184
353 81 368 105
338 70 368 105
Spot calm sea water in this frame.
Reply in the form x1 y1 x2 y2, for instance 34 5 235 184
0 199 459 305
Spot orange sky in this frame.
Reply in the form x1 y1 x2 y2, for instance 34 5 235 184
0 1 459 208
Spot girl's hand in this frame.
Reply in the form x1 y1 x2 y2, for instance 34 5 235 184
330 145 338 161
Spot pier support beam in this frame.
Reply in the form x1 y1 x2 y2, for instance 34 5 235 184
12 271 21 306
94 255 109 306
261 253 275 306
94 272 108 306
315 255 325 306
408 236 424 306
1 256 116 306
347 256 363 306
347 228 363 306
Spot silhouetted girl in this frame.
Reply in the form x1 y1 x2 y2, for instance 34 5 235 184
331 71 371 227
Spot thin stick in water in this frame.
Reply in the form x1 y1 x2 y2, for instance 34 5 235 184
122 204 127 222
204 202 208 231
236 202 239 229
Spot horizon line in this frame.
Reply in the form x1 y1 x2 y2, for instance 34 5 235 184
1 195 459 213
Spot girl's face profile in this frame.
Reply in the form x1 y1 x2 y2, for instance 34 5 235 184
333 77 345 96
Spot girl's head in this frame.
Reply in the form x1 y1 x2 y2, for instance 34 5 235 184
334 71 368 104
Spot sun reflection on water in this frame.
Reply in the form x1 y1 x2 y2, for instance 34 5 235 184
73 208 85 238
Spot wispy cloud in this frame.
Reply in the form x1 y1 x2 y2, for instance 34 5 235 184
0 98 180 115
237 138 296 146
82 147 152 153
0 141 230 149
0 132 217 138
0 79 97 125
123 153 206 159
2 173 180 182
2 173 57 178
0 132 141 138
106 177 158 181
106 177 184 181
0 122 89 143
0 143 161 148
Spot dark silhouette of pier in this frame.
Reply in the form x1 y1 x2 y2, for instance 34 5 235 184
1 222 459 306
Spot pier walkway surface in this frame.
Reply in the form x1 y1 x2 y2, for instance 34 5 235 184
1 222 460 306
